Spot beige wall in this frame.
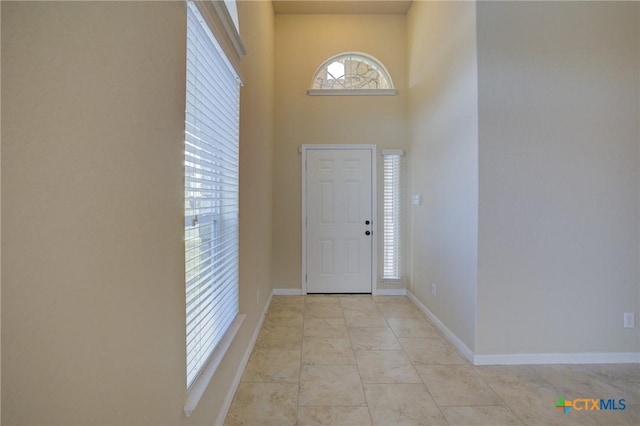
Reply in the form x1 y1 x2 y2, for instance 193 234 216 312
237 0 274 345
1 1 274 424
476 1 640 354
406 0 479 350
273 14 407 291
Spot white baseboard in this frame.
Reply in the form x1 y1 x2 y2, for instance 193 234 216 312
406 290 475 363
474 352 640 365
274 288 408 296
406 291 640 366
214 291 273 426
374 288 407 296
272 288 304 296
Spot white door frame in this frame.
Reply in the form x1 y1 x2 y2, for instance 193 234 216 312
301 144 377 294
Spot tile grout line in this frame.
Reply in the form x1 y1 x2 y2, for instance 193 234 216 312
229 296 639 425
376 298 452 425
342 298 375 425
296 295 307 425
240 296 557 425
478 376 528 425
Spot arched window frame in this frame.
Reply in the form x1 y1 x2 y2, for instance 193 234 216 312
307 52 397 96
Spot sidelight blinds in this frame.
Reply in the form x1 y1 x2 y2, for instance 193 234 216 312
185 1 240 390
382 150 402 280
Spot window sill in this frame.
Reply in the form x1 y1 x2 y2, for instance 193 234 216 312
184 313 246 417
307 89 398 96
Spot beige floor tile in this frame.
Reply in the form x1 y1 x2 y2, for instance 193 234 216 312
474 365 545 386
241 349 301 383
387 317 439 337
440 406 523 426
399 337 466 365
255 325 302 350
488 380 599 426
302 337 355 365
226 296 640 426
269 300 305 311
377 302 423 318
586 364 640 386
355 350 422 383
297 406 372 426
266 302 304 327
264 311 304 328
299 365 367 406
340 296 379 311
592 410 640 426
348 327 402 351
271 295 305 307
225 382 298 426
587 364 640 399
268 300 304 311
306 296 343 305
416 364 503 406
528 364 640 425
530 364 640 399
304 317 349 338
372 295 411 303
305 302 344 318
343 309 389 327
363 383 447 426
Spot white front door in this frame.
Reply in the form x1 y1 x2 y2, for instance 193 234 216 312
303 146 374 293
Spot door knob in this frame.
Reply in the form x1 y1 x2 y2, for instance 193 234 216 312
365 230 371 236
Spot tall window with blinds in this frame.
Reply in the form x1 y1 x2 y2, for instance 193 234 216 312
185 2 240 390
382 150 403 280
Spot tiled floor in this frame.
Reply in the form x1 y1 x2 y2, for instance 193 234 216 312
225 295 640 425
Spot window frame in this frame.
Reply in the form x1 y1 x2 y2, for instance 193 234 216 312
183 0 245 417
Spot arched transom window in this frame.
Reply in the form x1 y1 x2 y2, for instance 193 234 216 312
308 52 397 96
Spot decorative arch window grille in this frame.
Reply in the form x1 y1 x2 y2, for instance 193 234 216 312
308 52 397 96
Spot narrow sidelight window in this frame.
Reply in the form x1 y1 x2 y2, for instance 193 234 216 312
382 150 403 280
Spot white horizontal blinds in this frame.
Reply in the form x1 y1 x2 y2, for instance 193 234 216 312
383 152 402 280
185 2 240 389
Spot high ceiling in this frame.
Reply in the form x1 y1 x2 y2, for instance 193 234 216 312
272 0 414 15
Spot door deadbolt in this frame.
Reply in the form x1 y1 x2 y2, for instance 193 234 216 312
365 220 370 225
